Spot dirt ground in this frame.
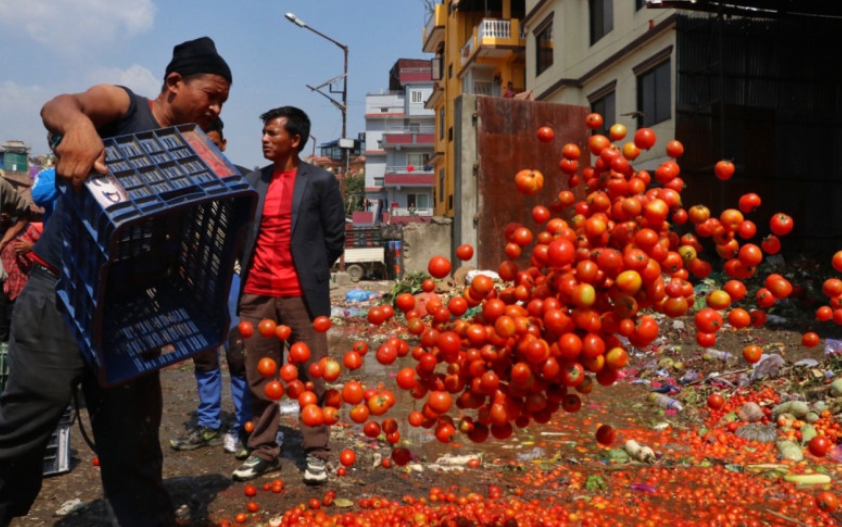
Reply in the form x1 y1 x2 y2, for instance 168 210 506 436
9 276 842 526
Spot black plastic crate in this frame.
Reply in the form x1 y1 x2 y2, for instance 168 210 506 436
56 125 257 386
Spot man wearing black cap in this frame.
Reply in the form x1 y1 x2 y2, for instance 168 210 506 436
0 36 232 527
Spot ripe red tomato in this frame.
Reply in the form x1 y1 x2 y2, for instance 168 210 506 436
801 332 820 348
738 192 761 213
714 160 735 180
246 501 259 513
238 320 254 339
288 342 311 364
428 255 452 279
264 380 284 400
585 113 604 130
665 139 684 158
339 449 357 467
455 244 474 261
707 393 725 410
808 435 832 457
234 512 248 524
634 128 657 150
274 324 291 341
595 424 615 445
257 318 277 337
244 484 257 497
256 357 278 378
92 456 100 467
770 213 794 236
313 316 331 333
537 126 554 143
244 421 255 433
514 169 545 196
742 344 762 364
817 491 838 512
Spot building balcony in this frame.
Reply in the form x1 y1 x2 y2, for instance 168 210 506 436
383 168 434 188
383 127 436 148
460 18 525 67
422 3 446 53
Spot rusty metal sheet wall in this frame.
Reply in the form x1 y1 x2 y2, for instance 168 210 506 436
474 97 589 270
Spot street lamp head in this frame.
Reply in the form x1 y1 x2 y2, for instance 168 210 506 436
285 12 307 27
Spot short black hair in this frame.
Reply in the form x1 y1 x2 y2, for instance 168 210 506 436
206 116 224 138
259 106 310 153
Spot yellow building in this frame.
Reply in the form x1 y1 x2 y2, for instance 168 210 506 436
423 0 526 217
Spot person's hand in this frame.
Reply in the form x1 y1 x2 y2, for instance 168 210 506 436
53 122 108 189
13 239 34 254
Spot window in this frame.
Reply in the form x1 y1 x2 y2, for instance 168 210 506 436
408 121 421 133
410 91 423 104
448 126 453 142
590 92 616 137
448 63 453 79
376 139 383 150
439 108 445 139
407 153 425 168
407 193 429 210
637 59 671 127
438 169 445 202
380 107 389 113
590 0 614 45
374 176 384 187
636 0 647 11
535 18 553 76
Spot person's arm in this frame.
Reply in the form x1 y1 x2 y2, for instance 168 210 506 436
319 173 346 267
0 219 27 251
41 84 132 188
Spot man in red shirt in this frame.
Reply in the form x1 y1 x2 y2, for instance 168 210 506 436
232 106 344 484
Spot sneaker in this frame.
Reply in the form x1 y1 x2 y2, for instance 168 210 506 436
303 455 327 484
232 455 281 482
224 427 251 459
169 426 222 451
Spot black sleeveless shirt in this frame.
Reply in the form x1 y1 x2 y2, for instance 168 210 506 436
33 87 161 269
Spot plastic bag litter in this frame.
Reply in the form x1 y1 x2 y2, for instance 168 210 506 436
345 288 380 303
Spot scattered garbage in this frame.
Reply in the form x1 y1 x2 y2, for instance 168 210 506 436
624 440 656 464
648 393 683 411
749 354 785 382
345 288 381 303
703 349 732 362
825 338 842 356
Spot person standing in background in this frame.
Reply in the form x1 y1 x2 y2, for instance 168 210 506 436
231 106 344 484
169 117 252 459
0 178 33 343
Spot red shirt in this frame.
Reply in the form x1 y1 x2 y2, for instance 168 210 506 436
243 169 303 297
2 223 42 300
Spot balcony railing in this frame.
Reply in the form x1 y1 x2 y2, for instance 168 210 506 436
386 165 433 173
384 125 436 134
461 18 524 66
390 207 433 217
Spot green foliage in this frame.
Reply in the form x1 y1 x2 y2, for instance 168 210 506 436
344 172 365 213
381 272 428 305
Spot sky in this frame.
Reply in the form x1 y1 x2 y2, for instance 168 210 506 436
0 0 432 170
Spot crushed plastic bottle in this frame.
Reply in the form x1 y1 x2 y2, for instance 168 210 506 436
703 349 732 362
647 393 684 411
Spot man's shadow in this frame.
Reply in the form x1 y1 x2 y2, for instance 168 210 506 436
52 474 233 526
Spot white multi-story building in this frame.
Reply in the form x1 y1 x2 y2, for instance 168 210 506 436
362 59 435 225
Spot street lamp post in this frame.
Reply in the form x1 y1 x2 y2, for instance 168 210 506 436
285 12 349 272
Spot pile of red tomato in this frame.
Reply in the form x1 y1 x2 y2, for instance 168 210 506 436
235 111 842 467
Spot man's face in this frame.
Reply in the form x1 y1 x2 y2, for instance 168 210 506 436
207 130 226 152
262 117 300 162
171 73 230 130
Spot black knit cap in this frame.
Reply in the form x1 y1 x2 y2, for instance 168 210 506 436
165 36 232 83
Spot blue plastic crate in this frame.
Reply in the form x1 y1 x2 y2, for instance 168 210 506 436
56 124 257 386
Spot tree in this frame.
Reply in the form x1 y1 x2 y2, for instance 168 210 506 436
344 172 365 213
420 0 436 15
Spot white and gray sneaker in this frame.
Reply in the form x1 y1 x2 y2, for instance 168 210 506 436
303 455 327 484
223 428 239 453
232 455 281 482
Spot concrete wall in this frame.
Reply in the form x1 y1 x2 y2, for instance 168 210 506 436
399 217 453 275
